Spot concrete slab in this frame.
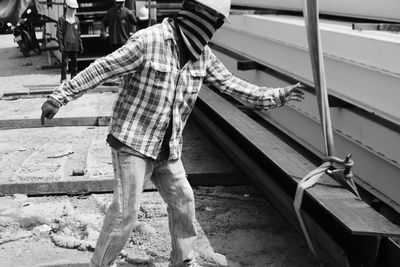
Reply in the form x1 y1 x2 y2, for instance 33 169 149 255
11 143 72 183
0 126 104 195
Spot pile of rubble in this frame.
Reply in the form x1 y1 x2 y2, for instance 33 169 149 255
0 194 100 249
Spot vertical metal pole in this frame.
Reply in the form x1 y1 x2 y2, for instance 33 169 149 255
148 0 152 26
303 0 334 157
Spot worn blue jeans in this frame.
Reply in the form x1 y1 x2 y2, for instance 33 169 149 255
90 148 197 267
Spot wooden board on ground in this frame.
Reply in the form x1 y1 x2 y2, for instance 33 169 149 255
0 84 119 99
0 93 116 129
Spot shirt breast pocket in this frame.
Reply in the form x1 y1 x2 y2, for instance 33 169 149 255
149 61 171 89
188 69 206 94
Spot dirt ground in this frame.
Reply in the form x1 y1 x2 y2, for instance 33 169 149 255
0 187 319 267
0 34 59 96
0 34 319 267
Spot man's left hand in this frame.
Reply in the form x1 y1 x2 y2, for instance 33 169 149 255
283 82 305 103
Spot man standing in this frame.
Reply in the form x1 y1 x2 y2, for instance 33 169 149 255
41 0 305 266
100 0 137 52
56 0 83 83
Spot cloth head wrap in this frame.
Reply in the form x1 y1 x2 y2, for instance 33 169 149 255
174 1 225 60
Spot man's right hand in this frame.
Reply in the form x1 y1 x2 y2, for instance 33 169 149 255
41 98 61 126
282 82 305 103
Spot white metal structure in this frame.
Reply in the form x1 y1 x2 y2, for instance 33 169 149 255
211 14 400 212
214 15 400 125
231 0 400 22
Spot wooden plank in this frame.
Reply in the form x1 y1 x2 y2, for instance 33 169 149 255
0 85 119 100
197 87 400 237
0 174 244 196
0 180 115 196
0 117 109 129
0 93 115 129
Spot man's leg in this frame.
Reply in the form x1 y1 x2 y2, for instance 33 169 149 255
151 158 197 267
69 51 78 79
90 149 153 267
60 52 68 82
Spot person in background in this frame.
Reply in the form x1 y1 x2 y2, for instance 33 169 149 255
100 0 137 53
56 0 83 83
136 6 156 31
41 0 305 266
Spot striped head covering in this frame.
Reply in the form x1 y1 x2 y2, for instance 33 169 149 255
175 0 225 60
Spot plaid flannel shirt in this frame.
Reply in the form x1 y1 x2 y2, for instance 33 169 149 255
50 18 286 160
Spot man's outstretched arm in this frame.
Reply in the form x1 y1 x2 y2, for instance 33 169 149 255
40 35 144 125
205 52 305 109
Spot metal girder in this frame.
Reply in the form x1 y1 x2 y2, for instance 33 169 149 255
214 15 400 126
231 0 400 23
194 87 400 267
210 46 400 213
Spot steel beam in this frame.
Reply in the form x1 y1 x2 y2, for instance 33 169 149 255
210 46 400 213
194 86 400 267
214 15 400 125
231 0 400 23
